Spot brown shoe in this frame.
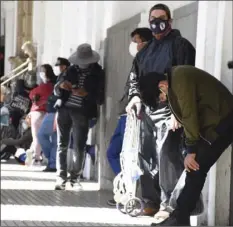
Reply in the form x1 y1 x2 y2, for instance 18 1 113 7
143 207 159 216
143 202 159 216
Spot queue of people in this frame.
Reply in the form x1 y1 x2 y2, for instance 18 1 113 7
1 2 233 227
1 44 104 190
105 3 233 227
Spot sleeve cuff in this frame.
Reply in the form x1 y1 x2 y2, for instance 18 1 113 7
128 94 140 102
186 143 197 154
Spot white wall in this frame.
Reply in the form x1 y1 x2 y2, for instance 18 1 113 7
1 10 5 37
34 1 196 67
2 1 17 75
195 1 233 225
215 1 232 225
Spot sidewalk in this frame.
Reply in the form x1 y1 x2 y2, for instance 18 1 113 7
1 159 153 226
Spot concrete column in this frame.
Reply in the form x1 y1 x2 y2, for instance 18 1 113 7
195 1 232 225
32 1 45 66
3 1 17 75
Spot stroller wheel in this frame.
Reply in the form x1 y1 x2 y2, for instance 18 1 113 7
116 202 127 214
125 197 144 217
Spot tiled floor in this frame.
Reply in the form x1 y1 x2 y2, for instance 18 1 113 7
1 160 153 226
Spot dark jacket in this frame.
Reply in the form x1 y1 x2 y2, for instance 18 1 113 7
128 29 196 100
46 94 57 113
54 63 105 118
168 65 233 154
2 128 32 149
117 59 136 116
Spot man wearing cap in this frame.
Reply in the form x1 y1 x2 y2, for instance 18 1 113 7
54 43 104 190
54 57 70 79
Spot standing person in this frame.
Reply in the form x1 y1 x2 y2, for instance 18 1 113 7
28 64 56 165
126 3 196 222
37 58 70 172
138 66 233 226
37 94 58 172
54 43 104 190
53 57 70 79
106 28 154 210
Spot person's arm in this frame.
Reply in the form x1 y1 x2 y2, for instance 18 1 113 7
54 72 66 97
174 37 196 66
172 73 199 154
29 87 37 100
128 59 141 100
2 129 32 146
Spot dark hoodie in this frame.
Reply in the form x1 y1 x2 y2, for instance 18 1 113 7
128 29 196 100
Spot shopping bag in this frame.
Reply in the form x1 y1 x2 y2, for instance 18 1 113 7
169 170 204 216
113 111 143 203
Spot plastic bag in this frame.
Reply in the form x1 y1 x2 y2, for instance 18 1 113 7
169 170 204 215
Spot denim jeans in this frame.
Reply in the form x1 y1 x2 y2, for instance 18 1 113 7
38 113 57 169
107 115 127 175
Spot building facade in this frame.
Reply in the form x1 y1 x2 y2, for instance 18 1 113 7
2 1 233 225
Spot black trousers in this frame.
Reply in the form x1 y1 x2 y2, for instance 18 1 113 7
56 107 89 180
176 128 233 222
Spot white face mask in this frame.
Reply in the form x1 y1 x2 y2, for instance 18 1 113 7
129 42 138 57
39 72 47 83
53 67 61 76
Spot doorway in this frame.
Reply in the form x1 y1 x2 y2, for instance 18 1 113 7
99 13 141 188
173 1 198 48
0 17 5 77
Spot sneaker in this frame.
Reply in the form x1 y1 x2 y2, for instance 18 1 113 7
32 159 42 166
25 149 33 166
55 178 66 190
43 166 57 172
151 211 190 226
107 199 117 206
70 179 83 191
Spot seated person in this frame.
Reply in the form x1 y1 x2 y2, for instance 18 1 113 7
1 114 33 165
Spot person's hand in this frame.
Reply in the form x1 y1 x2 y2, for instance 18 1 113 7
59 81 72 91
184 153 199 172
72 88 88 97
170 114 182 131
125 96 142 116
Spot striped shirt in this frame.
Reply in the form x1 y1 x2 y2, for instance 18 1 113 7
65 71 88 108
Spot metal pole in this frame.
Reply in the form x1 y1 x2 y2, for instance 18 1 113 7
0 60 28 81
1 67 28 85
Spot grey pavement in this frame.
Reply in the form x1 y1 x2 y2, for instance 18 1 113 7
1 159 153 226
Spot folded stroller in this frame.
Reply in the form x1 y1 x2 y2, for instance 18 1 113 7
113 110 144 217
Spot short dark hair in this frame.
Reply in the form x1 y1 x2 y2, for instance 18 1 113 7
149 3 171 20
139 72 167 109
130 28 153 42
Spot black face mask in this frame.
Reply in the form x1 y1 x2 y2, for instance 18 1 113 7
149 18 170 34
